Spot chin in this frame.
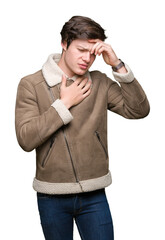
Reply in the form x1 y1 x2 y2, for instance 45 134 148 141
76 69 88 76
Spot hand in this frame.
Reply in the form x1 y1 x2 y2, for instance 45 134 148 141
60 75 92 109
89 39 121 67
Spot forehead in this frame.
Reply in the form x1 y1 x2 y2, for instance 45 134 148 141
72 39 94 50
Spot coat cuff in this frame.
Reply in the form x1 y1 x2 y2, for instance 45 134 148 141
112 63 134 83
51 99 73 125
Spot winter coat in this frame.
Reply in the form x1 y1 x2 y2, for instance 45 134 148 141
15 54 150 194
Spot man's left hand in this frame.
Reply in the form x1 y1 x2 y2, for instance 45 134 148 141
89 39 122 67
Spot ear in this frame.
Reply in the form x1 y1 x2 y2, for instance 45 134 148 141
61 41 67 51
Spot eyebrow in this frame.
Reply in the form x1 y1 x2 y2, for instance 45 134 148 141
77 45 90 50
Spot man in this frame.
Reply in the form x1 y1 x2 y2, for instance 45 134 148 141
15 16 150 240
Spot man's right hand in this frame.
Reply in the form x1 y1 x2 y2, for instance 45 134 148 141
60 75 92 109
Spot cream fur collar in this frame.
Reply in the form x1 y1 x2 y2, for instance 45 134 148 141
42 53 92 87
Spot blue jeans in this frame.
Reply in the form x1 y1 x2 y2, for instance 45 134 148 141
37 188 114 240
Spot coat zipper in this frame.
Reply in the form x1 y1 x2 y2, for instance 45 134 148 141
47 86 84 191
95 131 108 158
63 127 84 191
62 128 79 182
48 87 55 102
42 137 55 167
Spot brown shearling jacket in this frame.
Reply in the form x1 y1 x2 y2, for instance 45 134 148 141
15 54 150 194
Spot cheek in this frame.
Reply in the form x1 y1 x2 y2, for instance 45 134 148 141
68 50 80 62
65 52 76 65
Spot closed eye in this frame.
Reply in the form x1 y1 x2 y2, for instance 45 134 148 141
78 48 85 52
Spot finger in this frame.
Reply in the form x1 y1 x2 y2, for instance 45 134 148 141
96 43 112 56
61 75 67 87
75 76 87 86
82 87 91 99
92 42 105 56
97 46 106 56
90 42 101 55
93 43 104 55
78 77 89 88
81 81 92 93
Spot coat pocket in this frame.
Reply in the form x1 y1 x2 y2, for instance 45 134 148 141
41 136 55 167
95 131 108 159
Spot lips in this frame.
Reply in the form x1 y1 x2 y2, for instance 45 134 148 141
79 64 88 70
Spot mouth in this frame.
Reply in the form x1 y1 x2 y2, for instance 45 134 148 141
78 64 88 70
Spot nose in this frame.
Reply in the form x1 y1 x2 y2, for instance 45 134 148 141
82 51 91 63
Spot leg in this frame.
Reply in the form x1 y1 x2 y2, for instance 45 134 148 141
37 192 74 240
74 189 114 240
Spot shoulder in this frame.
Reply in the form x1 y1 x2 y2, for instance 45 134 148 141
19 70 45 89
90 70 106 79
90 70 114 87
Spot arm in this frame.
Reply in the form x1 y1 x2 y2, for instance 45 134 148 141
15 75 92 152
89 39 150 118
107 65 150 118
15 78 73 152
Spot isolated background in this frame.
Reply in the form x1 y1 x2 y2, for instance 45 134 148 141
1 0 164 239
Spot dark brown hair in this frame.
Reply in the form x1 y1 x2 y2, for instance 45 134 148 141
60 16 107 48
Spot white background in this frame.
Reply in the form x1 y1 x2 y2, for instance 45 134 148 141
1 0 165 239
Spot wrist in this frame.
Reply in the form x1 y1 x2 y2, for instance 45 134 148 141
111 59 121 67
60 98 71 109
112 63 134 83
112 59 127 73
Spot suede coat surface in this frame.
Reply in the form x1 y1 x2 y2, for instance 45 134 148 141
15 54 150 194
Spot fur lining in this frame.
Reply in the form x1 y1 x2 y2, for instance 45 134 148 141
42 53 92 87
42 53 133 86
51 99 73 124
112 64 135 83
33 171 112 194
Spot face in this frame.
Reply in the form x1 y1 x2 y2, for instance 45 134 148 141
60 39 96 77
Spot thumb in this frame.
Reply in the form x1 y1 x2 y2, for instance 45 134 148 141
61 75 67 88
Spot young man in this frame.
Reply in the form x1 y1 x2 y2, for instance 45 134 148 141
15 16 150 240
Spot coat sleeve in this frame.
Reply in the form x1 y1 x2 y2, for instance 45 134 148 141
15 78 73 152
107 64 150 119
